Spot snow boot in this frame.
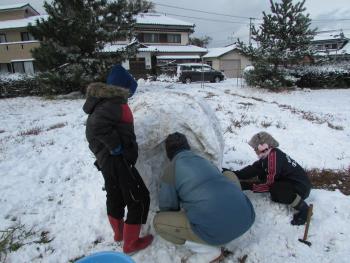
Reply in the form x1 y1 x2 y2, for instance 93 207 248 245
291 200 309 226
108 216 124 241
123 224 153 254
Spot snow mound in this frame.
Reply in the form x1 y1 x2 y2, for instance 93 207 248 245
131 91 224 210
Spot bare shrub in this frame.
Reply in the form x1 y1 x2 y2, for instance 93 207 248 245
46 123 67 131
18 127 42 137
261 120 272 128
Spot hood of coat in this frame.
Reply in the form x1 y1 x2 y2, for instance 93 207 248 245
83 82 130 114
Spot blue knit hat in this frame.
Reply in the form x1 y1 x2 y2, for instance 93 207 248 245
106 64 138 97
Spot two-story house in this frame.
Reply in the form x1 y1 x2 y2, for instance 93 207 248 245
0 4 206 78
312 31 350 59
103 13 208 78
0 3 46 75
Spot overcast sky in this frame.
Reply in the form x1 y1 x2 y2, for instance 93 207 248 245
3 0 350 47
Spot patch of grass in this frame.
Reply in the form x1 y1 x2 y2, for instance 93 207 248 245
230 114 252 129
260 120 273 128
46 122 67 131
204 92 217 98
307 168 350 195
327 123 344 130
0 223 54 261
0 224 34 261
34 231 54 244
18 127 42 136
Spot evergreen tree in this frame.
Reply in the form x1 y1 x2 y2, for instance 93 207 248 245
189 35 212 48
28 0 153 94
237 0 316 89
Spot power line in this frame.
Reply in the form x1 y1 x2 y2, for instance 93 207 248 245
163 12 250 25
154 2 260 20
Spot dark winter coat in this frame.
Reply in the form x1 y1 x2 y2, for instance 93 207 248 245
235 148 311 194
159 150 255 246
83 82 138 168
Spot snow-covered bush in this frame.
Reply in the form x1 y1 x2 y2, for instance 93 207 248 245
0 74 41 98
292 62 350 89
243 63 297 90
131 91 224 210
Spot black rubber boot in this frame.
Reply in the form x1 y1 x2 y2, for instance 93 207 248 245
291 200 309 225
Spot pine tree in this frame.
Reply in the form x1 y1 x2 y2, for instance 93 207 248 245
189 35 212 48
237 0 316 89
28 0 153 94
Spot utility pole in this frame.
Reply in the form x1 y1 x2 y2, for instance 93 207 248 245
249 17 255 45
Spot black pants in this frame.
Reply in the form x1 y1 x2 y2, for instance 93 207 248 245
100 156 150 224
269 180 310 205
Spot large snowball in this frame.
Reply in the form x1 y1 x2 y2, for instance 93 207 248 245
131 91 224 211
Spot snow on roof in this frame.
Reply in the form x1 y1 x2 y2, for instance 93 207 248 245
136 13 194 27
0 3 29 11
314 42 350 56
313 31 345 42
156 55 200 59
103 44 207 53
140 44 206 53
0 15 47 30
203 44 237 58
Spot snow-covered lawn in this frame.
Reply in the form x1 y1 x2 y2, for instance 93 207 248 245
1 79 349 263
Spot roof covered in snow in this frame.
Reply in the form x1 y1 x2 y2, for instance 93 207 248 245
0 3 39 14
103 44 207 53
203 44 238 58
136 13 194 27
314 42 350 56
313 31 348 42
0 15 47 30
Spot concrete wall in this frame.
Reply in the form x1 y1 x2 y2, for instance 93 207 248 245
0 8 37 21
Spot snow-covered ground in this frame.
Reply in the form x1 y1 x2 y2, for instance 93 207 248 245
0 79 350 263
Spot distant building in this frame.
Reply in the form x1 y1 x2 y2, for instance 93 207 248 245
0 5 207 78
312 31 350 60
203 44 251 78
104 13 207 78
0 3 45 75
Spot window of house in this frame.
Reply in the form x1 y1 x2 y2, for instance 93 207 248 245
0 63 12 74
12 61 35 75
206 61 213 67
0 33 7 43
144 33 160 43
331 43 338 49
21 32 35 41
167 34 181 43
325 44 331 49
316 44 323 50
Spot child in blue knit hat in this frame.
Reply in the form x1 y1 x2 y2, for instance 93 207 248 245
106 64 138 97
83 64 153 254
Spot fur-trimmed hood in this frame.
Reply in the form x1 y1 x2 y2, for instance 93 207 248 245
86 82 130 99
83 82 129 114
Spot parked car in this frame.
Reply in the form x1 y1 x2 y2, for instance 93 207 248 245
176 63 225 84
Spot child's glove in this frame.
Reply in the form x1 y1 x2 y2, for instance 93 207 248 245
240 181 254 191
110 145 123 155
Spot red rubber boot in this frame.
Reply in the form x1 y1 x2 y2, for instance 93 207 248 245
123 224 153 254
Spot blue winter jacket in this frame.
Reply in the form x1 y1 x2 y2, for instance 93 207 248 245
159 150 255 245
